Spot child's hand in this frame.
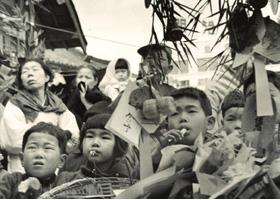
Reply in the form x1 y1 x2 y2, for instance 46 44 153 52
160 129 184 147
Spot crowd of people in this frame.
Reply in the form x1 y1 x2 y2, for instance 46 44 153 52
0 43 279 198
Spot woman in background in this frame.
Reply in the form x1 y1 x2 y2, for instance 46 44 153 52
67 65 110 129
0 58 79 173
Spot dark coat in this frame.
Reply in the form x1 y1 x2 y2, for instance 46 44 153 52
0 173 56 199
67 87 110 128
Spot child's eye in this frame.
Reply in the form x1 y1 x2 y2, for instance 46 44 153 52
170 112 179 117
188 110 197 113
27 145 36 150
85 134 93 138
102 136 111 140
226 118 235 122
45 146 54 150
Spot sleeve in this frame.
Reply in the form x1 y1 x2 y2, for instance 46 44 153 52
58 109 80 144
0 173 18 199
0 102 33 154
204 66 240 133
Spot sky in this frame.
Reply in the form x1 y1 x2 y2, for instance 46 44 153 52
72 0 279 74
72 0 156 74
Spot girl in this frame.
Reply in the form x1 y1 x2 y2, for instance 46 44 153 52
99 58 132 101
56 114 139 184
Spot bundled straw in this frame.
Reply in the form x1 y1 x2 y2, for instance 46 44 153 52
39 177 137 199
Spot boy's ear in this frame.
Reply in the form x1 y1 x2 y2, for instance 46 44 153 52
206 115 215 130
19 152 24 166
167 65 173 74
58 154 67 169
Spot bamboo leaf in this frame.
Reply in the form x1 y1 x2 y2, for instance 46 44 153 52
31 0 50 13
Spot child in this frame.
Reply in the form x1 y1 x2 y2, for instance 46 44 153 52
56 114 139 185
99 58 132 101
221 90 245 135
67 65 110 128
0 122 67 198
151 87 215 171
137 43 175 96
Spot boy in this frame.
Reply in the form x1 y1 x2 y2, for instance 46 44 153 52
221 90 245 135
137 43 176 95
56 114 139 185
0 122 67 198
152 87 215 171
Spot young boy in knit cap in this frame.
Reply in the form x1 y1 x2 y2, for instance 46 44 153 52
151 87 215 171
0 122 67 198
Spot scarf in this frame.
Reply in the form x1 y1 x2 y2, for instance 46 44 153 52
10 89 67 122
99 58 132 93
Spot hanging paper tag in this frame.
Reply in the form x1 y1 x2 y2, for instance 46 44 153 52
254 54 273 116
232 52 252 69
139 129 154 180
105 81 142 147
270 0 279 15
254 17 280 62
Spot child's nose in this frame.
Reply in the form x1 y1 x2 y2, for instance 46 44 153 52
235 120 242 129
91 138 100 147
35 150 44 159
180 112 189 122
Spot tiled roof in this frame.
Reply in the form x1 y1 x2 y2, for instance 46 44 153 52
44 48 110 71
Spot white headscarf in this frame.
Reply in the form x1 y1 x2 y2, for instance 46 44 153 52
99 58 132 94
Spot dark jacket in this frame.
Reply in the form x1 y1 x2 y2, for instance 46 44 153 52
58 144 140 179
0 173 56 199
67 87 110 128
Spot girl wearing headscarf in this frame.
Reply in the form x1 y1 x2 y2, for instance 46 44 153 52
99 58 132 101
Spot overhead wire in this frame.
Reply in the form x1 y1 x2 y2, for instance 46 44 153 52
0 12 141 48
33 22 141 48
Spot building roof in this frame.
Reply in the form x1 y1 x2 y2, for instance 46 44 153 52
44 48 109 71
34 0 87 53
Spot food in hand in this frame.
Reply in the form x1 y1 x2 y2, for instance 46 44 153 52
181 128 187 137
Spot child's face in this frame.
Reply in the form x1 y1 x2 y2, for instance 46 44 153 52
167 96 214 145
76 68 97 90
82 128 115 169
245 82 280 123
142 50 171 83
115 69 129 82
20 132 66 180
223 107 244 135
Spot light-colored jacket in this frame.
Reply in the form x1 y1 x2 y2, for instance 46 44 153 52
0 101 79 173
